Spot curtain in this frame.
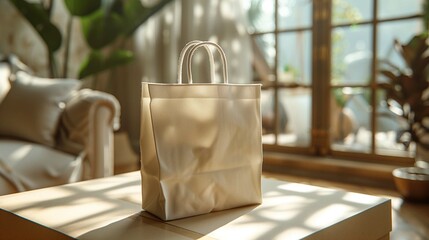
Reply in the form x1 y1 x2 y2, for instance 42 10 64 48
113 0 253 148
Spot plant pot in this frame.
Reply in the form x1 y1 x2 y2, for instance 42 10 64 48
392 167 429 201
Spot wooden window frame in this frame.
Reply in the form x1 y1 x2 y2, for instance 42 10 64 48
251 0 419 166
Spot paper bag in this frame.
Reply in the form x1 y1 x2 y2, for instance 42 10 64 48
140 40 262 220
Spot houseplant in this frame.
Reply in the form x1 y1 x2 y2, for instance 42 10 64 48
8 0 173 80
379 0 429 163
380 34 429 155
380 33 429 201
379 0 429 201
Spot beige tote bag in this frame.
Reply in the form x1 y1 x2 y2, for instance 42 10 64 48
140 40 262 221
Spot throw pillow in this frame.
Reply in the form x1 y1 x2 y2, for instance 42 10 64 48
1 54 33 104
0 71 81 146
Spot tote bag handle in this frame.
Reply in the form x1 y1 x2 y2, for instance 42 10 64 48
177 40 215 84
187 41 229 84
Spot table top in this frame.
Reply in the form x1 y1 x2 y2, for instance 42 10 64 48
0 171 391 240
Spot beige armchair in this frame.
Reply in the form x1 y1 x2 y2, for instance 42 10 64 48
0 57 120 195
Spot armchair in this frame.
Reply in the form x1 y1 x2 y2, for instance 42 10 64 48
0 56 120 195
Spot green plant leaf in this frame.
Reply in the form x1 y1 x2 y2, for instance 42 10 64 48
103 0 123 14
122 0 173 36
78 50 133 79
414 55 429 78
9 0 62 52
398 35 427 69
380 70 400 83
332 88 347 107
64 0 101 16
81 9 123 49
105 50 134 69
78 51 104 79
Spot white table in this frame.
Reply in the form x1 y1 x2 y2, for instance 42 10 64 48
0 171 391 240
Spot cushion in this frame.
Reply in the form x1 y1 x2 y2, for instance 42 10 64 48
0 71 81 146
1 55 34 104
0 139 81 195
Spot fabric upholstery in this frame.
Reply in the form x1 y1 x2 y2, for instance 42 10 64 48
0 62 11 104
1 55 33 104
0 71 81 146
0 88 120 195
56 89 121 155
0 61 119 196
0 139 80 196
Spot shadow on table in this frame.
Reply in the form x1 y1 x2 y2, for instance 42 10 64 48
79 179 390 240
78 205 258 240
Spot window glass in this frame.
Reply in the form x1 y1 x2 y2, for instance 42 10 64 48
246 0 275 33
278 31 312 85
278 88 312 147
330 88 372 153
248 0 422 162
377 19 423 84
331 24 372 85
254 34 276 75
332 0 371 25
262 89 276 144
374 89 411 156
278 0 312 29
378 0 422 20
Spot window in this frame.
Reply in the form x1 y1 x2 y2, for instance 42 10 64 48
245 0 423 164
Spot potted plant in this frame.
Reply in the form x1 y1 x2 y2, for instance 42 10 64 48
379 0 429 163
380 34 429 201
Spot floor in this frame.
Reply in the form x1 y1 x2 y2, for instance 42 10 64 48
263 172 429 240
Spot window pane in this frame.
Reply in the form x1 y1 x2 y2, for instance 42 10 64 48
330 88 372 153
332 0 371 25
254 34 276 76
278 88 312 147
262 89 276 144
374 89 412 156
378 0 422 20
278 0 312 30
331 24 372 85
377 19 423 83
278 31 312 84
246 0 275 33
